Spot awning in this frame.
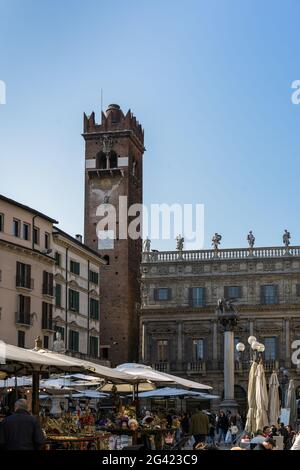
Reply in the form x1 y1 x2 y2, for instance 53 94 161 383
138 387 219 399
116 363 212 390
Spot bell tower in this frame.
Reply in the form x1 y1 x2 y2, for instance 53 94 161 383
83 104 144 365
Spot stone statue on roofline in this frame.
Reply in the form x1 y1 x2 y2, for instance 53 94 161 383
247 230 255 248
283 229 291 248
143 237 151 252
212 233 222 250
176 235 184 251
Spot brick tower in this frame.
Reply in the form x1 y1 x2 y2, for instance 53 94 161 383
83 104 144 366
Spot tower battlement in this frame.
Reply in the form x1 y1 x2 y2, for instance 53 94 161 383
83 104 144 146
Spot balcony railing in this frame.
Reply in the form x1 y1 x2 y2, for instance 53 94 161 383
142 246 300 263
187 361 206 373
42 284 54 296
16 277 34 290
15 312 31 326
152 362 170 372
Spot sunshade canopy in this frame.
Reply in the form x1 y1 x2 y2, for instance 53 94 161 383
138 387 219 399
0 344 139 383
116 363 212 390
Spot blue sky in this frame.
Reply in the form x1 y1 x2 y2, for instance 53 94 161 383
1 0 300 250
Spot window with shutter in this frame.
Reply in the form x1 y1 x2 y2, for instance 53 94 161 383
189 287 205 306
261 285 278 304
16 262 31 288
55 284 62 307
225 286 242 299
69 289 80 312
90 336 99 357
90 298 99 320
155 288 171 301
69 330 79 352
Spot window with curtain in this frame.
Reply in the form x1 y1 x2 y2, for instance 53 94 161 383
157 340 168 362
264 337 276 360
193 339 204 361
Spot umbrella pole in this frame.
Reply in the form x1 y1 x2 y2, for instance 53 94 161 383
32 371 40 416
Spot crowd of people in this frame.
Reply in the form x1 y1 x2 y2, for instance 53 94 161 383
1 399 300 451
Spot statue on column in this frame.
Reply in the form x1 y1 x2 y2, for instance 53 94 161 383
52 331 66 354
283 229 291 248
247 230 255 248
216 298 238 330
212 233 222 250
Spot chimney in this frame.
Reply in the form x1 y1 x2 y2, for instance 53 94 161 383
75 234 83 243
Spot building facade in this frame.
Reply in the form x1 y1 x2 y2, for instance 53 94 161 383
52 228 105 360
83 104 144 365
140 245 300 412
0 195 107 362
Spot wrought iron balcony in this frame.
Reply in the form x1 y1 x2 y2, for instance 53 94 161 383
15 312 31 326
16 276 34 290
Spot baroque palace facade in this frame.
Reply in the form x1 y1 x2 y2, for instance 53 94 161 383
139 244 300 412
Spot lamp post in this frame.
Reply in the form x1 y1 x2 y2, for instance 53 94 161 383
236 336 265 364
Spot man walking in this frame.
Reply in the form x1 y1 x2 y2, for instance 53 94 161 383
0 399 45 450
189 408 209 448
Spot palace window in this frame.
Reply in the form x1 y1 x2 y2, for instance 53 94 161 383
33 227 40 245
89 270 99 285
0 213 4 232
18 330 25 348
43 271 54 296
154 288 171 301
16 262 31 289
189 287 205 306
261 285 278 304
224 286 242 299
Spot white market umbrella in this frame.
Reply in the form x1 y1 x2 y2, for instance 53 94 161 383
268 371 280 427
245 361 258 433
255 362 269 430
116 363 212 390
99 382 155 393
285 379 297 428
138 387 219 399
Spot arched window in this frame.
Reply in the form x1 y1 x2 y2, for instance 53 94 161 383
109 151 118 169
97 152 107 169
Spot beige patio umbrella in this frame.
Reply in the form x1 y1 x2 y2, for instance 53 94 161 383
255 362 269 430
268 371 280 427
245 361 258 433
285 379 297 428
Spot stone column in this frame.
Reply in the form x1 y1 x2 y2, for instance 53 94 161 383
212 321 218 368
177 322 183 370
224 330 235 401
285 319 290 367
141 323 146 362
217 303 239 414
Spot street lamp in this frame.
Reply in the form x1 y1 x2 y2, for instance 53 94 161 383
235 336 265 363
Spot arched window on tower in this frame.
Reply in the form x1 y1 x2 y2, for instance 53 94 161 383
109 151 118 169
97 152 107 170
